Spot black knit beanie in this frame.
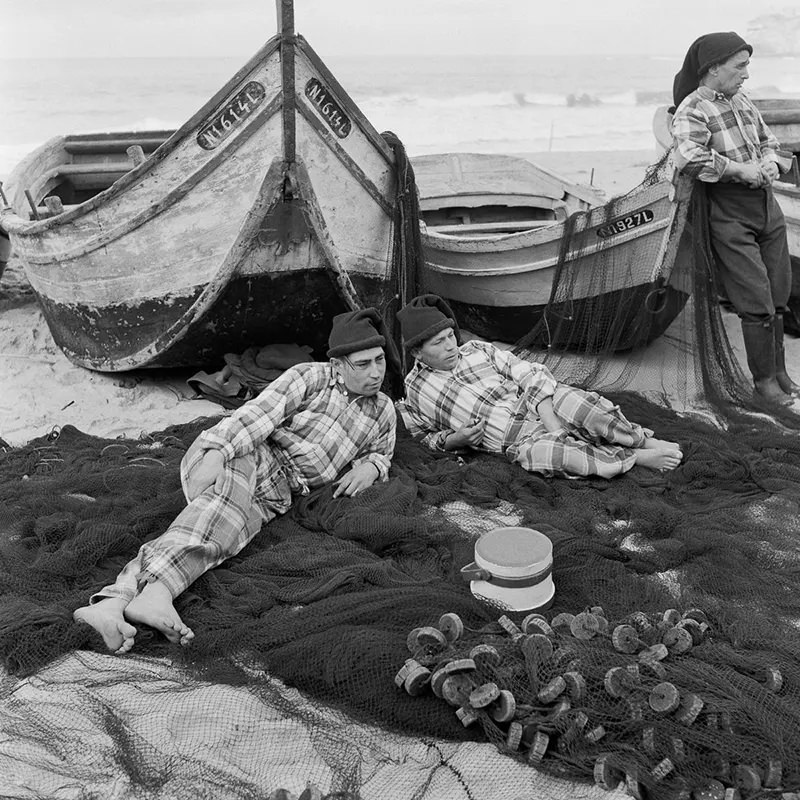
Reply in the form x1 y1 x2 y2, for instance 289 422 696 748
397 294 460 350
671 31 752 111
326 307 386 358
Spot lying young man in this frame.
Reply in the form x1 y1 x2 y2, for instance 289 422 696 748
74 308 396 654
396 294 682 479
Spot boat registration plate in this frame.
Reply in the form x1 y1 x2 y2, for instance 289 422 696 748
197 81 266 150
596 208 655 239
305 78 352 138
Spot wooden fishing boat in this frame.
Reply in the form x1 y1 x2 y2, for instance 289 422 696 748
414 151 694 350
0 1 398 371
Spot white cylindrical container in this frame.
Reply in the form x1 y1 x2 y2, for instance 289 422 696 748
460 526 555 612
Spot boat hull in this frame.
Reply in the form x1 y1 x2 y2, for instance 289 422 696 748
442 282 689 352
418 177 692 350
1 32 397 371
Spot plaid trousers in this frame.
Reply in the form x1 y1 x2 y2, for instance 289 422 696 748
91 441 292 603
506 385 650 478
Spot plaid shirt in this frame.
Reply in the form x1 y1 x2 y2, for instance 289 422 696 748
196 362 395 495
397 340 557 453
671 86 786 182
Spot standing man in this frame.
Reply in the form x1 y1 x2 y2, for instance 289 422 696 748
671 31 799 404
395 295 682 479
74 308 397 654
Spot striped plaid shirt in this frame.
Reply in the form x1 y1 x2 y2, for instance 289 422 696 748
671 86 784 182
397 340 557 453
195 362 395 495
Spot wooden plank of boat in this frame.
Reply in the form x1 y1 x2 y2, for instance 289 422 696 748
0 0 397 372
412 152 604 229
414 149 693 350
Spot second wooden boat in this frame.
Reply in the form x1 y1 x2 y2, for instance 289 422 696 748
414 152 694 351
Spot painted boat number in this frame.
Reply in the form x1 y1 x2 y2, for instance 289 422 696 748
196 81 266 150
305 78 352 138
596 208 655 239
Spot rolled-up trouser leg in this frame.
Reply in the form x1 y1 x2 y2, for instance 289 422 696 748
507 386 647 478
90 448 291 603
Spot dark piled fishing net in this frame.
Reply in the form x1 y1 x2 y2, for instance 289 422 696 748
4 391 800 797
5 159 800 799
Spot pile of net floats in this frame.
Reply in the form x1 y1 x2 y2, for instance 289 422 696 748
396 606 796 800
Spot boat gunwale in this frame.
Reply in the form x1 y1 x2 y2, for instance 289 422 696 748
423 216 671 277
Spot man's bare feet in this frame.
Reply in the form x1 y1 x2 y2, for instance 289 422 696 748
634 448 683 471
73 597 138 654
643 437 682 455
124 580 194 646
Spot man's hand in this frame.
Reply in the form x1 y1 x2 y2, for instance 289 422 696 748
186 449 225 500
727 161 767 189
446 418 485 450
333 461 380 497
760 160 780 185
536 397 564 434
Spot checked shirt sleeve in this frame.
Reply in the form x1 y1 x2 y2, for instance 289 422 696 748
196 365 324 463
671 103 729 182
350 400 396 481
396 398 454 452
751 106 792 173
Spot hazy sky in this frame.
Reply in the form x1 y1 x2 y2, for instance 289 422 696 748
0 0 788 58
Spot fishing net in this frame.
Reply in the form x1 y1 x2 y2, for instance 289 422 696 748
512 154 800 427
4 156 800 800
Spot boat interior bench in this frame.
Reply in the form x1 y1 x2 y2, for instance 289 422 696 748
425 220 556 235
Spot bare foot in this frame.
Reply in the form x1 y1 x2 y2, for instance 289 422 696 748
634 448 683 471
74 597 138 654
124 580 194 646
643 437 682 455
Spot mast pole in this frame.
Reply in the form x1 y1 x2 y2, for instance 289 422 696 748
276 0 296 165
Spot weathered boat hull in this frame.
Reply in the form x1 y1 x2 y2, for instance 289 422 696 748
417 171 693 350
1 13 397 371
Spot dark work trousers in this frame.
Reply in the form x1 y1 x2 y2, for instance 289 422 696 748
707 182 792 322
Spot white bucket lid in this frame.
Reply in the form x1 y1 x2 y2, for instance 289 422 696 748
474 526 552 579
